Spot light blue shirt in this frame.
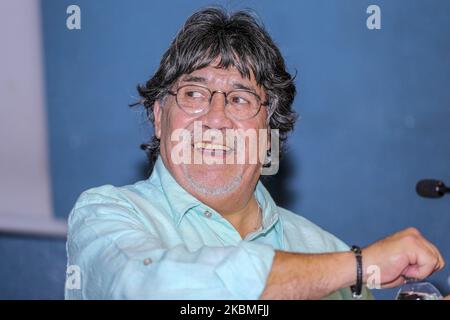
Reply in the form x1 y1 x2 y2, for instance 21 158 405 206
65 157 372 299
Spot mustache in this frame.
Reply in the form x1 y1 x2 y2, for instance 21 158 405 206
189 128 237 148
169 123 270 153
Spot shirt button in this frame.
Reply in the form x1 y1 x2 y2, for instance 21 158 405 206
143 258 152 265
204 210 212 218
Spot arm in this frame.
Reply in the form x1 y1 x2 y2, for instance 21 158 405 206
261 228 445 299
66 200 275 299
261 251 355 299
67 192 444 300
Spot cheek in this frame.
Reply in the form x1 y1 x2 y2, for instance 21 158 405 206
239 112 269 131
161 108 194 145
233 118 269 164
259 107 269 127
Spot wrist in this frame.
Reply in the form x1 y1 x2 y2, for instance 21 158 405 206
325 251 360 290
350 245 363 299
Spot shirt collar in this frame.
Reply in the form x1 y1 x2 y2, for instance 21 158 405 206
148 156 281 237
254 180 280 232
149 156 201 225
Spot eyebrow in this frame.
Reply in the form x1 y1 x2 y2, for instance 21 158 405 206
231 82 256 93
180 75 257 93
180 75 207 83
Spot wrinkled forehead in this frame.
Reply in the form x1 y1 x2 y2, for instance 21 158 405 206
182 68 255 88
176 52 262 82
176 59 264 95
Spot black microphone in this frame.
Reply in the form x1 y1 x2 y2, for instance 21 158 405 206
416 179 450 198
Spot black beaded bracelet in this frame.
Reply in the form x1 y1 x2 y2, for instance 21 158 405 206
350 245 363 299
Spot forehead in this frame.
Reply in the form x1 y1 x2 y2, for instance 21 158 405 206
178 63 260 91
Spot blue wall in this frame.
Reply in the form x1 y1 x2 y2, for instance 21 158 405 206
0 235 66 299
1 0 449 299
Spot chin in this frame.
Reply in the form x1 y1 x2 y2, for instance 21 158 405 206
181 164 244 197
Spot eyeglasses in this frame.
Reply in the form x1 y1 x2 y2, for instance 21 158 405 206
168 84 268 120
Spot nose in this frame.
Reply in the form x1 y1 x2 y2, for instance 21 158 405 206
199 91 233 130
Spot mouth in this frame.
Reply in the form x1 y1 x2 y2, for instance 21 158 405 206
192 142 234 157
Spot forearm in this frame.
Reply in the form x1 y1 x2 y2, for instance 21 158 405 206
260 250 355 299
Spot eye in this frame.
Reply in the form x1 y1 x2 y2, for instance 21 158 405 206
231 95 250 104
185 90 205 98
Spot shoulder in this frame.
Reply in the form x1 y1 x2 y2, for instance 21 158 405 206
68 179 163 228
71 176 165 212
277 206 350 253
73 184 128 208
73 179 157 208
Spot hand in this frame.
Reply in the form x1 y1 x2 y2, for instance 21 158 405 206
362 227 445 288
444 295 450 300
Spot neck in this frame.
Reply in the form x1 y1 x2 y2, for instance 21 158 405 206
204 193 262 239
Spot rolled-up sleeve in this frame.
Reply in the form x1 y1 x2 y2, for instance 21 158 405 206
65 192 275 300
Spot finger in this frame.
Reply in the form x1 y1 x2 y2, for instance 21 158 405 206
420 238 445 271
381 276 407 289
403 252 437 280
409 232 444 274
428 242 445 270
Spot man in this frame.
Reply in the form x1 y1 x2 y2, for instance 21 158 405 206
65 8 445 299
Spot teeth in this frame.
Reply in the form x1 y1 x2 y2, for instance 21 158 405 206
194 142 231 151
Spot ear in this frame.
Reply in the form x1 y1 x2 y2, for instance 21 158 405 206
153 100 162 139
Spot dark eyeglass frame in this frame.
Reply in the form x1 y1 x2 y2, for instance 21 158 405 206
167 84 269 120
